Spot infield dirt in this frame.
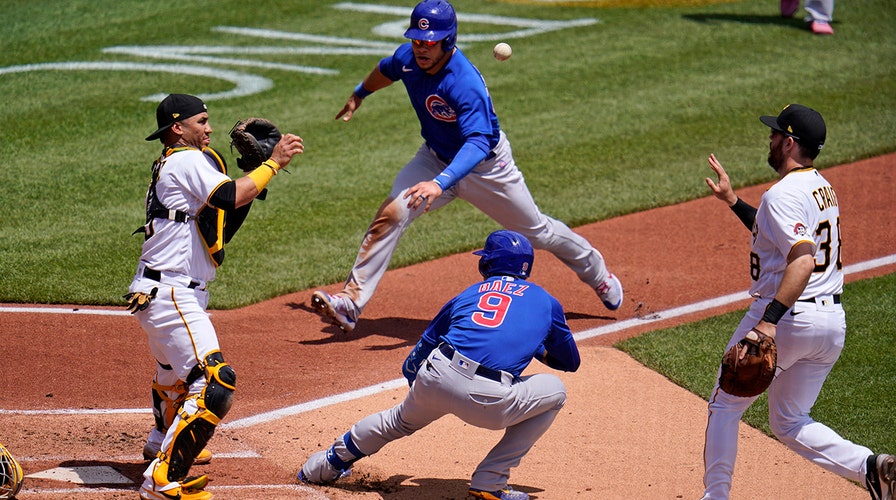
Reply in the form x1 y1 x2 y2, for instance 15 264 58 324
1 154 893 499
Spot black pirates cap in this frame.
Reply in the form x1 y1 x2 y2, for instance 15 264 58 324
760 104 826 151
145 94 207 141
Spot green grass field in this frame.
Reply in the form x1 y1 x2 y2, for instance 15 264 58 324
617 272 896 455
1 0 894 461
1 0 893 307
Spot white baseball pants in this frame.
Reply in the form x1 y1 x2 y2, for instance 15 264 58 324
701 296 872 499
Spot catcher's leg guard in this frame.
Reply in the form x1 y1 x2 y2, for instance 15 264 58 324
144 364 212 464
150 367 190 434
154 351 235 483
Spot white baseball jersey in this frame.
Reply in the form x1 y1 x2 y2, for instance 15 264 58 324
128 146 230 383
139 148 230 283
749 167 842 299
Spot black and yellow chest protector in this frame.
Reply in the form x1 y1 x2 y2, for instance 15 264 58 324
137 146 228 267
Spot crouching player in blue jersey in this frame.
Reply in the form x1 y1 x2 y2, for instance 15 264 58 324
299 230 580 500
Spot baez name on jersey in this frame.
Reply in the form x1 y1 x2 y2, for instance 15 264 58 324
478 280 529 296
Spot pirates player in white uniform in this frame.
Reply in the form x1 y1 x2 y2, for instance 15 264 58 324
129 93 303 500
701 104 895 499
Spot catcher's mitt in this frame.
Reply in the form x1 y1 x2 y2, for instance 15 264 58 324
719 328 777 397
229 117 282 172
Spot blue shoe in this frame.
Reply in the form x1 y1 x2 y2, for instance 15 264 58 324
469 487 529 500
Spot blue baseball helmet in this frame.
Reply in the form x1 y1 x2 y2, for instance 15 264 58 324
473 230 534 280
404 0 457 52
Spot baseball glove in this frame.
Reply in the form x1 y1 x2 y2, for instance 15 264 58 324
719 328 777 397
229 117 282 172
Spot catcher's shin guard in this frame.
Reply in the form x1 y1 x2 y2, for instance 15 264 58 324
151 374 191 433
155 351 235 483
0 441 24 500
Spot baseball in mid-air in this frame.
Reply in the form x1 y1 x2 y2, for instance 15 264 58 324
493 42 512 61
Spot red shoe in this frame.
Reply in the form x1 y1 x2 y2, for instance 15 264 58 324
780 0 798 17
810 21 834 35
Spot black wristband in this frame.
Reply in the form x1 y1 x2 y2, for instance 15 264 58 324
730 197 757 230
761 299 789 324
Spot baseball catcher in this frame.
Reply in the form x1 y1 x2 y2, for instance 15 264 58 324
719 328 777 397
0 441 24 500
133 94 303 500
229 118 282 172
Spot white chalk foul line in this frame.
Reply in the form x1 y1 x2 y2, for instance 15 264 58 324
223 379 407 429
224 253 896 429
18 483 328 498
0 305 131 315
3 254 894 428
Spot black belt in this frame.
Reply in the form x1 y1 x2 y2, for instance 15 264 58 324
438 343 503 383
143 267 201 289
797 294 841 304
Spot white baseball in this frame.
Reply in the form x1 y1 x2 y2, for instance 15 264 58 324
493 42 512 61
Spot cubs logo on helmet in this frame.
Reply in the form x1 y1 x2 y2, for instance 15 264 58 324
404 0 457 52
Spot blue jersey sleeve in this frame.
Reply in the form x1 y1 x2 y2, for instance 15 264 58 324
433 138 489 190
378 51 402 82
539 297 580 372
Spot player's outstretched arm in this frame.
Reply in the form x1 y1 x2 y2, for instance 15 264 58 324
336 66 393 122
706 153 757 229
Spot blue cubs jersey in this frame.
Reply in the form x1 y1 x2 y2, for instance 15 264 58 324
379 43 501 163
420 275 579 377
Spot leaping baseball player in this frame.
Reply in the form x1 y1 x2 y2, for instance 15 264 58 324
299 230 580 500
309 0 622 333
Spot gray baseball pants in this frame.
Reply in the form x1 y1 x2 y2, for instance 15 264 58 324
341 131 610 312
310 347 568 492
